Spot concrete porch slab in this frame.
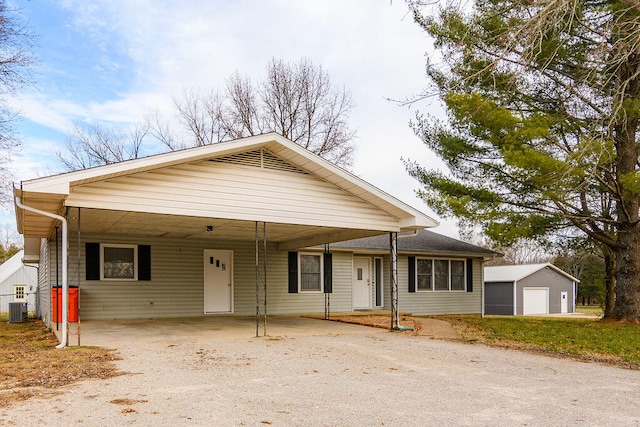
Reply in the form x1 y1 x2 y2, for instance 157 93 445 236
51 315 387 348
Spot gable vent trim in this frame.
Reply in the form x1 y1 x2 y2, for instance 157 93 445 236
207 149 309 174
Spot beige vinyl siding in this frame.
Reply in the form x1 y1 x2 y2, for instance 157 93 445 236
65 161 399 231
45 232 483 319
386 256 482 316
264 251 353 314
63 234 355 320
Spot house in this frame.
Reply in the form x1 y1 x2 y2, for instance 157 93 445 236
484 263 578 315
14 133 493 343
0 250 37 314
330 230 497 314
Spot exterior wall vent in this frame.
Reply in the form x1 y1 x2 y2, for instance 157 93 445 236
8 302 28 323
208 149 309 174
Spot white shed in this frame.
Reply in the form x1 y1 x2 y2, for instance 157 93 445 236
484 263 578 315
0 251 38 314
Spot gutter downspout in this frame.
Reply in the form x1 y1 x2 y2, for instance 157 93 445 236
15 195 68 348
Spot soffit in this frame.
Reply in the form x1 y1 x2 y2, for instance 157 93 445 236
66 208 386 251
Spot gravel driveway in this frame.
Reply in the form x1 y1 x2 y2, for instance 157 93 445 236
1 317 639 426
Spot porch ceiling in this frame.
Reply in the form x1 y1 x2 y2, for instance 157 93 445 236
67 208 387 251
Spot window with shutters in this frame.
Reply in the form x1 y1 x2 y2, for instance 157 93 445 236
299 253 323 292
101 244 137 280
415 258 466 292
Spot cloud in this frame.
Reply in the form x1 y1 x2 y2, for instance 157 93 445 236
11 94 79 133
12 0 460 237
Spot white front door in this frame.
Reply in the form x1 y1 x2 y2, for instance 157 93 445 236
561 291 568 313
353 257 371 309
204 250 233 313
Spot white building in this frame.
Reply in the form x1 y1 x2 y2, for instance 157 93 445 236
0 250 38 313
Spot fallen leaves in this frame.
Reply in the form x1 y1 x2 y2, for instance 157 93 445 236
0 319 123 407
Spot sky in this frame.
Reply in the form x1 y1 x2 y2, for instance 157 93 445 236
5 0 458 239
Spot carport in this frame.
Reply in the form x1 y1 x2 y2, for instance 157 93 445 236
15 133 437 345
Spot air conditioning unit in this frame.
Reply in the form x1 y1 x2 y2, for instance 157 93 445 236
8 302 28 323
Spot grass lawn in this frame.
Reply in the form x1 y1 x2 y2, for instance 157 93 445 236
441 315 640 368
0 315 122 407
576 306 604 316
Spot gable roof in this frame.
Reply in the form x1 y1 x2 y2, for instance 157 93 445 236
0 251 27 284
328 229 499 257
15 133 438 253
484 263 579 283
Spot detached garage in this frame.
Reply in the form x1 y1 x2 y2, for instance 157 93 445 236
484 263 578 316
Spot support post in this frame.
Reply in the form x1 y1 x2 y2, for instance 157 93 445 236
263 222 267 337
324 244 330 320
255 222 259 337
390 232 398 330
255 222 267 337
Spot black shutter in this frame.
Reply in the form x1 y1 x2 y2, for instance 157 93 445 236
466 258 473 292
288 252 298 293
138 245 151 281
86 243 100 280
323 252 333 293
408 256 416 293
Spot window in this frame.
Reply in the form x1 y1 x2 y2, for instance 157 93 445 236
86 243 151 281
417 259 432 291
434 260 449 291
451 260 465 291
299 253 323 292
415 258 466 292
101 244 137 280
14 285 26 302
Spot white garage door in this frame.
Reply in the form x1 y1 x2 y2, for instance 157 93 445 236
523 288 549 315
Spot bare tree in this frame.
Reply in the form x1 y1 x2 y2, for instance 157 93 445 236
172 89 228 148
463 232 554 266
58 58 356 170
56 121 149 171
165 58 357 168
224 72 262 138
0 1 35 207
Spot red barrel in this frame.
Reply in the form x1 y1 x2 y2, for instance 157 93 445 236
51 286 79 323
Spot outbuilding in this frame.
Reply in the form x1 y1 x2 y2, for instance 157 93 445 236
0 250 38 314
484 263 578 315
